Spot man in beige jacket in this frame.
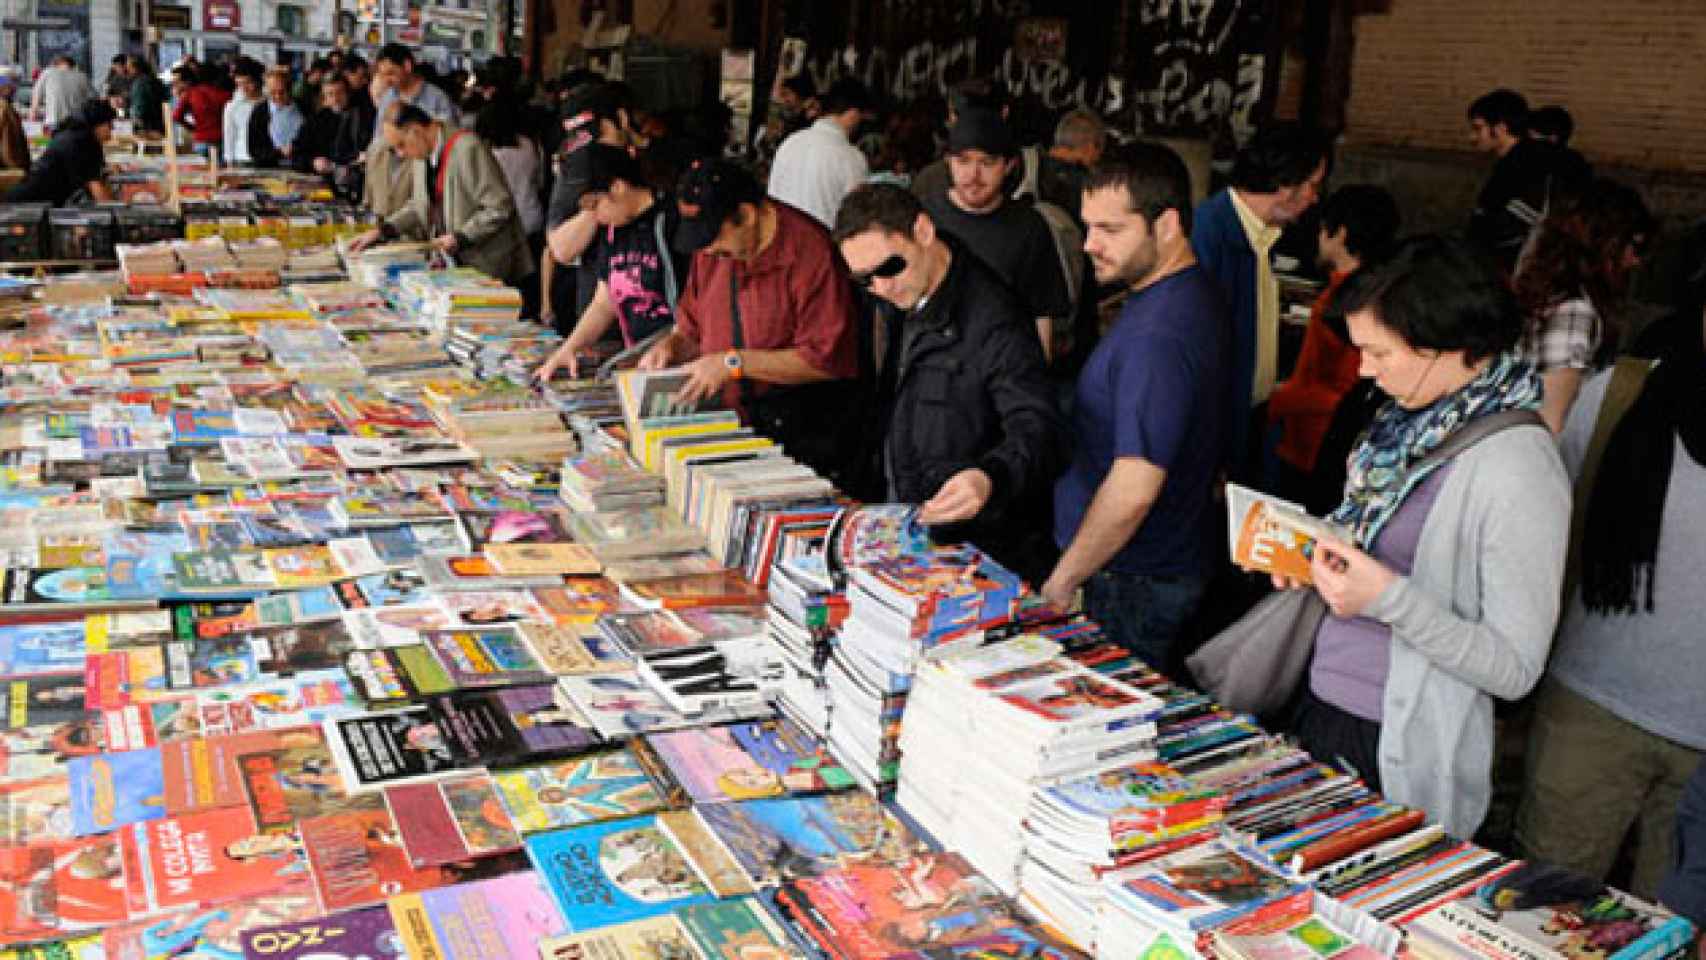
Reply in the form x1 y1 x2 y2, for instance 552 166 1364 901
351 104 532 287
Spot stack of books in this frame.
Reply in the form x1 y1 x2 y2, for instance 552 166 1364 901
230 236 289 271
897 635 1166 899
173 236 237 273
559 447 665 514
114 241 178 277
1096 837 1312 958
338 237 430 286
399 269 524 333
422 381 577 461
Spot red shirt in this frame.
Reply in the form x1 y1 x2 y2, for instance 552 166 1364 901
1268 272 1360 471
675 201 860 410
173 83 231 145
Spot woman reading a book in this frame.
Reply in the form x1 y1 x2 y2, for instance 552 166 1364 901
1271 236 1570 839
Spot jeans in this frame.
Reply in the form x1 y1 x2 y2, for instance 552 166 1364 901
1082 569 1207 671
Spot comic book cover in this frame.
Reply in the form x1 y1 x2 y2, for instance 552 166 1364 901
435 590 550 628
387 872 564 960
342 603 456 650
0 837 129 944
160 727 330 816
83 646 170 710
117 806 310 917
234 735 385 834
427 684 601 767
1 677 91 730
523 816 719 930
646 726 788 805
383 774 520 867
725 718 857 795
676 898 811 960
0 775 76 843
537 915 697 960
420 627 548 689
193 671 363 734
692 792 928 889
0 621 88 678
774 853 1015 957
67 749 166 835
322 709 460 795
298 807 528 912
238 905 402 960
101 878 322 960
492 750 667 834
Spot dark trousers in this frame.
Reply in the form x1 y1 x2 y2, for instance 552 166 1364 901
1082 569 1206 671
1293 687 1384 793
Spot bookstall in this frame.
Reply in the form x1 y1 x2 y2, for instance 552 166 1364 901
0 247 1690 960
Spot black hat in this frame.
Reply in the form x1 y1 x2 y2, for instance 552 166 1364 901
673 158 764 254
946 108 1015 158
567 142 646 194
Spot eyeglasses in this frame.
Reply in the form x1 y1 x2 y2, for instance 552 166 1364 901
851 254 906 289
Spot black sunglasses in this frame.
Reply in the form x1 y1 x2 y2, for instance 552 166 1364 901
851 254 906 289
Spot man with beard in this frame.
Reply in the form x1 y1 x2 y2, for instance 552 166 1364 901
1042 143 1230 668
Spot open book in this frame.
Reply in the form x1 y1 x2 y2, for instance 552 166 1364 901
1226 483 1341 585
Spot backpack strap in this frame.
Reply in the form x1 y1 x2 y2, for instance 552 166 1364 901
1563 356 1657 598
1013 144 1040 200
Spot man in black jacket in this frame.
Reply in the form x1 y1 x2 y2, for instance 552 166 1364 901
833 182 1068 584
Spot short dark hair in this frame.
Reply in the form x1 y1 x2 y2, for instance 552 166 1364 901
376 44 413 69
392 104 433 128
1468 88 1529 136
1230 122 1332 193
1085 141 1195 235
1333 235 1522 364
779 75 816 101
948 78 1006 117
819 77 873 116
1528 105 1573 144
128 55 153 74
1319 185 1401 261
233 57 264 83
341 54 368 73
833 183 925 244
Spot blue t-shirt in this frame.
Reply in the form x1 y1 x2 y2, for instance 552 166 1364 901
1053 265 1229 576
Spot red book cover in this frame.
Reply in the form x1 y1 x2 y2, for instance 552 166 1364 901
0 837 129 944
299 807 526 912
118 806 308 917
777 853 1016 958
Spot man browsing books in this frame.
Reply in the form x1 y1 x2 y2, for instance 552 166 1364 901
1043 143 1230 668
638 159 863 482
832 183 1067 585
534 143 687 381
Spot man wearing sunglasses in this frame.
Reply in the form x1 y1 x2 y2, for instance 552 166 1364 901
833 184 1067 585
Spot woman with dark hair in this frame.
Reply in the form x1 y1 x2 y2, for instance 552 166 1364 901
1513 179 1654 431
477 98 545 255
1273 235 1570 839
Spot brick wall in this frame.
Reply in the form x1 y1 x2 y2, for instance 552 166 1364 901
1345 0 1706 174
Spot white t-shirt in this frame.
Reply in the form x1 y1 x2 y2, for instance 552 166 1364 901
36 67 94 128
223 94 259 165
766 117 868 228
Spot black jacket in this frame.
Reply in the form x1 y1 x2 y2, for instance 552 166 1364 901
333 90 376 166
877 237 1069 582
1470 139 1593 272
292 107 344 173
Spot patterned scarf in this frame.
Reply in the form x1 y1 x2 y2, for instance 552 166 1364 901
1330 351 1543 548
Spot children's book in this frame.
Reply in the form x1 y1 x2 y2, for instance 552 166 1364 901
523 815 720 929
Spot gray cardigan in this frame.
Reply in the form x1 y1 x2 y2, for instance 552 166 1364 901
1362 422 1570 838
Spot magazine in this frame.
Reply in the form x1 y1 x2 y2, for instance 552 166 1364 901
1226 483 1342 584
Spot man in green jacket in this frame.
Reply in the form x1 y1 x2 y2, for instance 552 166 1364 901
350 104 533 289
126 56 168 136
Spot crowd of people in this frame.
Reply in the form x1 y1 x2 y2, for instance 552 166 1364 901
0 52 1697 921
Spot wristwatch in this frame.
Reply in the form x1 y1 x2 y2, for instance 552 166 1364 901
723 350 744 381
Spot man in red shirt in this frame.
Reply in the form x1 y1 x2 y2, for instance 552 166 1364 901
170 63 230 158
640 159 862 480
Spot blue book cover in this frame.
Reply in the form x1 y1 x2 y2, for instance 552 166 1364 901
0 620 89 677
68 748 167 835
692 793 927 888
523 816 718 930
105 530 191 600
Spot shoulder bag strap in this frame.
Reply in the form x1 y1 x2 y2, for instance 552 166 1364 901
1411 409 1547 474
727 267 753 408
654 211 679 315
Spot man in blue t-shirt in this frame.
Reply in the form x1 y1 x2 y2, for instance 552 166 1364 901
1043 143 1230 669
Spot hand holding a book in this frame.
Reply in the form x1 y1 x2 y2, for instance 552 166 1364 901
674 353 732 407
1309 533 1396 619
917 469 992 526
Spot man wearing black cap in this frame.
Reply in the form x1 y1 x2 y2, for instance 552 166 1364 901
640 159 862 480
534 143 687 380
922 109 1072 361
5 99 115 205
766 77 872 228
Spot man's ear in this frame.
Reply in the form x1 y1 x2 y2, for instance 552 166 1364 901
1154 208 1182 246
912 212 935 247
